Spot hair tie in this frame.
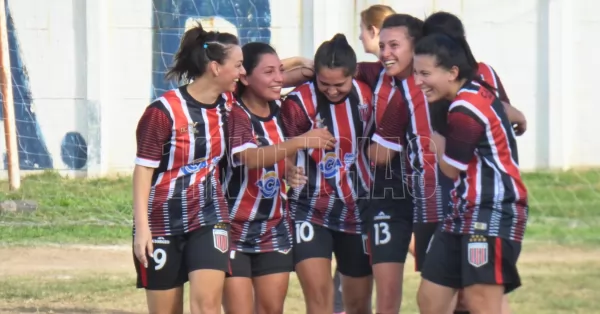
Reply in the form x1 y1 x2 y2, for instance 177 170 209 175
203 43 208 49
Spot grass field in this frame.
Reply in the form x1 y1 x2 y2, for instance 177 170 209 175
1 169 599 313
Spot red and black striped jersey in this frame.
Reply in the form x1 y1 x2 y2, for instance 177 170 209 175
280 80 374 234
224 100 293 253
372 74 445 223
134 87 233 236
356 62 411 202
477 62 510 103
441 81 528 242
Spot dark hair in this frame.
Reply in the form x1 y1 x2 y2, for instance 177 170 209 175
381 14 424 43
236 42 278 96
314 33 357 77
423 11 465 39
166 22 239 83
415 33 494 133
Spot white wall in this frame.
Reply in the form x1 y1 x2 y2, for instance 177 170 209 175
0 0 598 178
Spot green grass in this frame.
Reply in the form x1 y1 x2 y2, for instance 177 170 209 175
0 169 599 245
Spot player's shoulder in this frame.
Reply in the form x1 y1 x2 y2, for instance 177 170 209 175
476 61 498 77
289 81 314 95
357 61 384 74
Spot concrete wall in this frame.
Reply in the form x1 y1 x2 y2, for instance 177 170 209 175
0 0 598 178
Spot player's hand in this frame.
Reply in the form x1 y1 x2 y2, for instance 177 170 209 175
429 131 445 153
298 127 336 150
511 111 527 136
287 165 307 188
133 225 153 268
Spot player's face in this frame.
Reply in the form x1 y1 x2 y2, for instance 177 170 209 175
243 53 284 101
359 21 378 54
379 26 414 78
413 54 457 103
217 45 245 93
316 67 353 104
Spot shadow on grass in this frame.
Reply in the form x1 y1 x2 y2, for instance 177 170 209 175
0 307 139 314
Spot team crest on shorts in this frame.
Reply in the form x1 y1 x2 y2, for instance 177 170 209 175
467 235 488 268
212 229 229 253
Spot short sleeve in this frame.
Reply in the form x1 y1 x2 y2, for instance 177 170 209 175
135 103 172 168
442 103 486 171
280 94 312 138
371 91 408 152
228 104 258 166
355 62 383 88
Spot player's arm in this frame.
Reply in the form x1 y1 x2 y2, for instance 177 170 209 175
133 106 171 231
492 67 527 136
355 62 381 86
368 93 408 165
282 57 314 88
231 100 332 169
434 105 485 180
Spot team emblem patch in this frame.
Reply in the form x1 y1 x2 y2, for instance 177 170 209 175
358 102 369 122
212 229 229 253
467 235 488 267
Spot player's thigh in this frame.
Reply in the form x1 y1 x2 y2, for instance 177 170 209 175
134 235 187 291
413 222 440 272
133 235 187 313
223 250 253 314
367 214 413 265
185 224 230 309
251 250 294 277
420 230 462 289
252 252 292 314
293 221 334 290
461 235 523 294
333 231 373 311
292 221 333 264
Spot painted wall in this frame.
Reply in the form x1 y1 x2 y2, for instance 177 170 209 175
0 0 598 178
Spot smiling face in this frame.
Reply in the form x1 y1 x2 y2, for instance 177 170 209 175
413 54 459 103
241 53 283 101
379 26 414 78
315 67 353 103
211 45 245 93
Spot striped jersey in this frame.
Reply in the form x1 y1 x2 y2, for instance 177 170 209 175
280 80 374 234
371 70 445 223
134 87 233 236
224 100 293 253
356 62 411 203
442 81 528 242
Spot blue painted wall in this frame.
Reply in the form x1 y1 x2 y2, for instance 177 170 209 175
1 0 271 170
0 0 53 170
152 0 272 98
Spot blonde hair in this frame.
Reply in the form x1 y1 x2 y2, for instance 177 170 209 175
360 5 396 29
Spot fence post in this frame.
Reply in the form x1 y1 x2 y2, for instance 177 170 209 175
0 0 20 190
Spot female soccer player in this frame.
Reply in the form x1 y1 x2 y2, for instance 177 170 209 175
413 32 528 314
223 42 335 314
132 23 242 314
419 11 527 314
358 4 396 56
421 11 527 137
280 33 374 314
331 6 397 314
358 14 429 314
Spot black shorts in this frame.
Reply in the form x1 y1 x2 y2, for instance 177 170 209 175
293 221 372 278
227 249 294 278
421 230 522 293
413 222 440 271
364 199 413 264
134 223 231 290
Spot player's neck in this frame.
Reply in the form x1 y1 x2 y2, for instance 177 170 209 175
187 77 223 104
394 65 413 81
241 92 270 117
446 78 469 101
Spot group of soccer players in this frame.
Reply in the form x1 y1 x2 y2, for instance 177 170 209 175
132 4 529 314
